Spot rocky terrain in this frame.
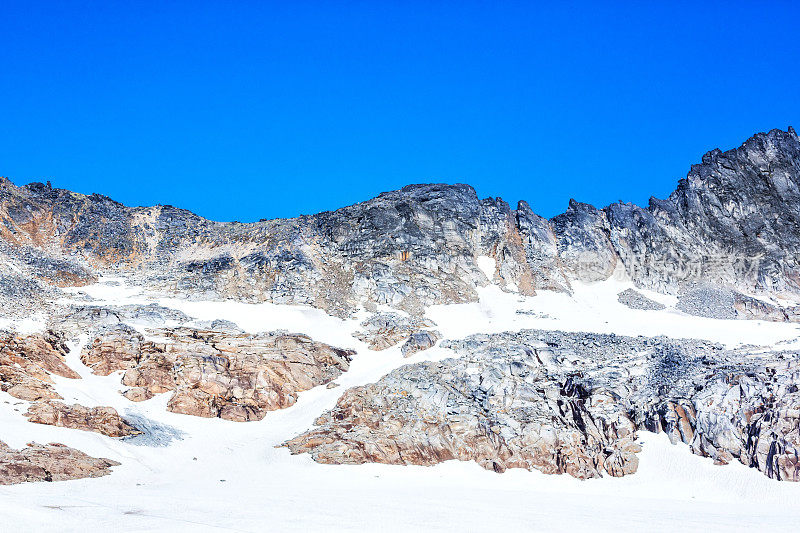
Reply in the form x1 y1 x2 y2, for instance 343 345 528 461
617 288 666 311
2 127 800 492
24 401 140 438
0 440 119 485
0 330 78 401
82 325 355 421
286 329 800 481
2 128 799 320
352 312 441 356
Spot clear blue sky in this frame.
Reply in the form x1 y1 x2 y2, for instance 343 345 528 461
2 1 799 221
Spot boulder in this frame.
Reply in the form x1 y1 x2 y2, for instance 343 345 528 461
25 401 140 438
0 440 119 485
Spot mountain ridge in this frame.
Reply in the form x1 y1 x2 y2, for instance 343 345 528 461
3 127 800 497
4 127 797 222
1 127 799 320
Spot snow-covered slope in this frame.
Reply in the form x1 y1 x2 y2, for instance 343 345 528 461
3 272 800 532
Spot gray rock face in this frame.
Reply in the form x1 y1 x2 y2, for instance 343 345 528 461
2 128 800 319
50 303 192 335
552 199 618 282
400 330 441 357
599 129 800 297
284 332 642 478
733 292 800 322
0 180 553 317
352 312 437 352
286 329 800 481
548 128 800 302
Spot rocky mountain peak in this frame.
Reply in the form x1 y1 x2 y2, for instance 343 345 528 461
1 128 799 317
397 182 477 198
5 127 800 506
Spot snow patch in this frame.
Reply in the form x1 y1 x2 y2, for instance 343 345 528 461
428 277 800 348
476 255 496 281
0 312 48 335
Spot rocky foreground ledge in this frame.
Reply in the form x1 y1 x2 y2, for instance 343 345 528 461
285 329 800 481
0 440 119 485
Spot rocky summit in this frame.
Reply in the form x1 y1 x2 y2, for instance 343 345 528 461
2 129 800 322
2 128 800 500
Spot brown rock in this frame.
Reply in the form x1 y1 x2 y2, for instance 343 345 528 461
120 351 174 395
122 386 154 402
0 365 62 401
0 330 76 378
0 440 119 485
24 401 139 438
657 400 696 445
0 330 79 401
80 323 143 375
87 326 355 422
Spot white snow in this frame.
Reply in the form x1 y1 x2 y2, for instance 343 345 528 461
429 277 800 348
0 312 48 335
2 276 800 531
476 255 496 281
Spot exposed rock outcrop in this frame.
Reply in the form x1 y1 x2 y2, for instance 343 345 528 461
352 312 438 354
84 326 355 421
0 439 119 485
286 329 800 481
2 127 800 495
1 178 557 317
0 331 78 401
80 323 146 376
3 128 800 319
589 129 800 299
25 401 140 438
51 303 191 336
284 331 647 478
648 367 800 481
400 330 441 357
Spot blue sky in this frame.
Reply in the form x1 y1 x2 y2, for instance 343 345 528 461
2 1 799 221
